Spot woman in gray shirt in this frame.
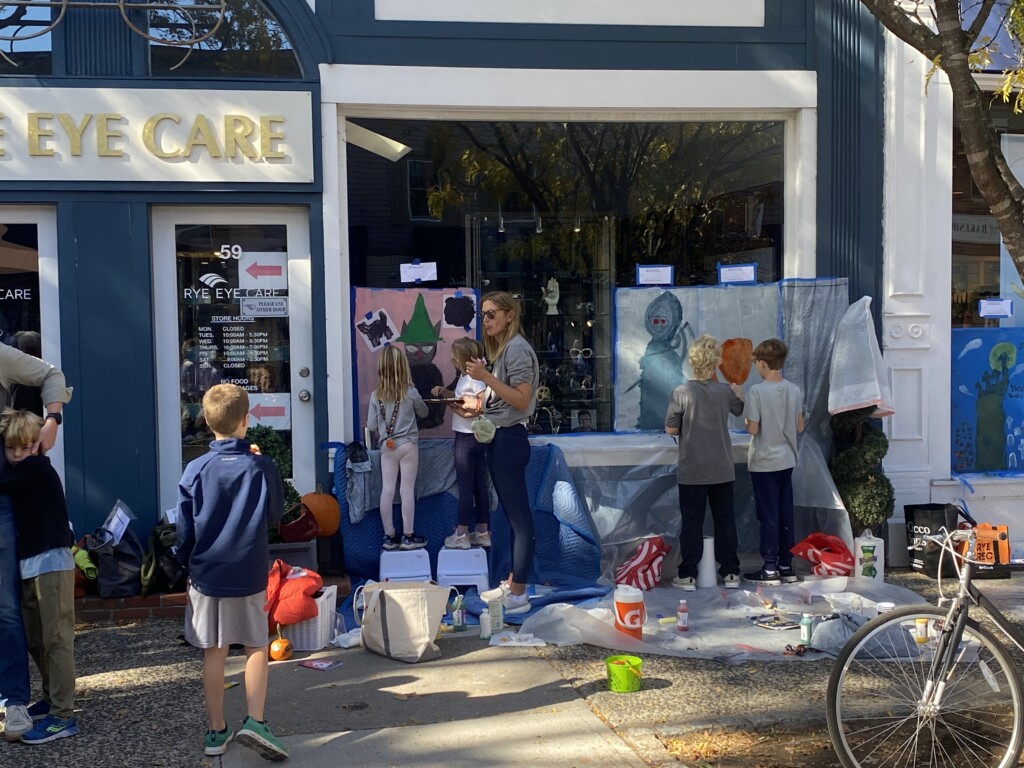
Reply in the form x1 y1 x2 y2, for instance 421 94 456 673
466 292 539 616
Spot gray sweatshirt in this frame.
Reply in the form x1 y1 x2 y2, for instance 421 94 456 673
367 386 428 448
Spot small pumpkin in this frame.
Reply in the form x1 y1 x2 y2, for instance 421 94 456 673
301 484 341 538
269 624 293 661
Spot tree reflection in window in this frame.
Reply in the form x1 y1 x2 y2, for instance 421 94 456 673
148 0 300 78
0 2 53 75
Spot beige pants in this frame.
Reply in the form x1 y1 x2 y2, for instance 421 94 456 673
22 568 76 719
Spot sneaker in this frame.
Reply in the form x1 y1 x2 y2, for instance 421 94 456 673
743 569 782 586
778 567 799 584
2 704 32 742
480 580 509 601
26 701 50 722
382 533 401 551
444 531 471 549
671 576 696 592
237 716 288 761
204 724 234 756
502 591 531 615
400 533 427 550
723 574 741 589
469 531 491 547
20 715 79 744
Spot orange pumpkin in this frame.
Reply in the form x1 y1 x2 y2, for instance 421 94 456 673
269 624 293 661
301 485 341 538
719 338 754 385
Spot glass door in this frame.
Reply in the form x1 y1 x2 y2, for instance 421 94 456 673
0 207 63 479
152 207 313 513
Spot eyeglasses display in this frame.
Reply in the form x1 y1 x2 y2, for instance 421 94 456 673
569 347 593 359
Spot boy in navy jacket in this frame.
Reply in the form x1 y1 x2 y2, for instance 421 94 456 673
176 384 287 761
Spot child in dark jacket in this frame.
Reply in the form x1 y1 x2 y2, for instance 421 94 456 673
176 384 287 761
0 408 77 744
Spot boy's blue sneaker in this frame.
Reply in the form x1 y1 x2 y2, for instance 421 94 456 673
237 716 288 761
204 723 234 755
26 701 51 722
20 715 79 744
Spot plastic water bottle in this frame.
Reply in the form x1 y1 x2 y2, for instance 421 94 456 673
676 600 689 632
800 613 814 645
488 597 504 631
479 608 491 640
452 594 467 632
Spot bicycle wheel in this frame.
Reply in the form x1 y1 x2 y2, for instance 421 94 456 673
826 605 1024 768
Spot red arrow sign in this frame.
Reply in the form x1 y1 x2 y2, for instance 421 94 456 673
250 404 286 420
245 262 283 279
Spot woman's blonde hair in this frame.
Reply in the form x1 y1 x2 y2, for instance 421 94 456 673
689 334 722 381
451 337 485 372
480 291 524 362
0 408 42 447
376 345 413 403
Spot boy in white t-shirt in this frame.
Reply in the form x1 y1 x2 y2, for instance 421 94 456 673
432 338 491 549
742 339 804 586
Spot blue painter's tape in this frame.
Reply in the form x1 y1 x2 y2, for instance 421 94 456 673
412 258 421 265
365 311 373 320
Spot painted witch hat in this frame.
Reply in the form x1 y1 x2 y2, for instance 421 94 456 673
396 294 442 343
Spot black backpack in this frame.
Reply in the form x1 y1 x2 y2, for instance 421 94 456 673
84 527 146 599
140 524 187 596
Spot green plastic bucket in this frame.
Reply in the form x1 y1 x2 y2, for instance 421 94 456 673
605 654 643 693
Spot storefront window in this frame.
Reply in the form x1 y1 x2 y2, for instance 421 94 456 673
175 223 292 471
0 3 53 75
0 223 41 349
347 119 785 433
148 0 301 78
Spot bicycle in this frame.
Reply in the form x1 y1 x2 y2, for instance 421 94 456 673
826 508 1024 768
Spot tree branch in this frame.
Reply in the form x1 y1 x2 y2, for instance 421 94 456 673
857 0 942 58
965 0 999 46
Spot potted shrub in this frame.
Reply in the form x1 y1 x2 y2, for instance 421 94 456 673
246 424 302 543
829 406 895 534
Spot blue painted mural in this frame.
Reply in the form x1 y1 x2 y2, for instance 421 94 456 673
952 328 1024 474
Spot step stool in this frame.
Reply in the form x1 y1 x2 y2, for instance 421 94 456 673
435 548 489 594
379 549 432 583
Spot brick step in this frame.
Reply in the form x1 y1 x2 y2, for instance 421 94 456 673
74 575 351 625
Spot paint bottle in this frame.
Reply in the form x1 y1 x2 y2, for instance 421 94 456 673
800 613 814 646
676 600 689 632
479 609 491 640
452 594 467 632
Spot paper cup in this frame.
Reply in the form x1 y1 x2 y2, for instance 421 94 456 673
876 601 896 615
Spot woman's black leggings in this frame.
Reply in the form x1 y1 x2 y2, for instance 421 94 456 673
486 423 534 584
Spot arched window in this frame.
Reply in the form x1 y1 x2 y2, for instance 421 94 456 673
148 0 301 79
0 2 54 75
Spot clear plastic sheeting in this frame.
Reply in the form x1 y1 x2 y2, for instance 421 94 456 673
534 433 851 581
828 296 894 417
518 577 927 662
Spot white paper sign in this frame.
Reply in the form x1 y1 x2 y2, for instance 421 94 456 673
979 298 1014 318
636 265 673 285
718 263 757 284
240 297 289 316
102 499 136 546
400 261 438 283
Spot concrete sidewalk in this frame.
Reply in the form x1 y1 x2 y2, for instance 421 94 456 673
219 632 649 768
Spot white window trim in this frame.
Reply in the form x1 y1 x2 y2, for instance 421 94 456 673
320 64 818 443
374 0 766 27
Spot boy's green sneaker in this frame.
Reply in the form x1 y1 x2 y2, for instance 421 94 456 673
204 724 234 756
237 716 288 761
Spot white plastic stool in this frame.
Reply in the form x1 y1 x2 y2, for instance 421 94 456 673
379 550 432 583
435 548 489 594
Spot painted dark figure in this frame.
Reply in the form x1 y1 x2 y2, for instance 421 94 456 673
975 344 1012 471
397 294 446 429
357 311 394 348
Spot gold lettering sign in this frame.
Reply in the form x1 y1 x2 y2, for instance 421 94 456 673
57 113 93 157
96 113 125 157
224 115 259 160
183 114 223 159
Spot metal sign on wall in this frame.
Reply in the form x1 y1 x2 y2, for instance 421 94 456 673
0 88 314 184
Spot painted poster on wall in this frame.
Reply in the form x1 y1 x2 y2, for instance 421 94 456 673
353 287 477 439
951 328 1024 474
614 284 782 432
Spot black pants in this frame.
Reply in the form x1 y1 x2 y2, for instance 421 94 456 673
677 482 739 579
486 424 535 584
751 468 795 572
454 431 490 528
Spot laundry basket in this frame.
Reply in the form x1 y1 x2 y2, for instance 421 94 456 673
281 585 338 651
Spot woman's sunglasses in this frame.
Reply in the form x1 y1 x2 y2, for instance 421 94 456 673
479 309 500 320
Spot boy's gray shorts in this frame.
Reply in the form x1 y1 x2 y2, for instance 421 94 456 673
184 585 269 649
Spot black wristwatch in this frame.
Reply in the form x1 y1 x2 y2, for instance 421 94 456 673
45 412 62 426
